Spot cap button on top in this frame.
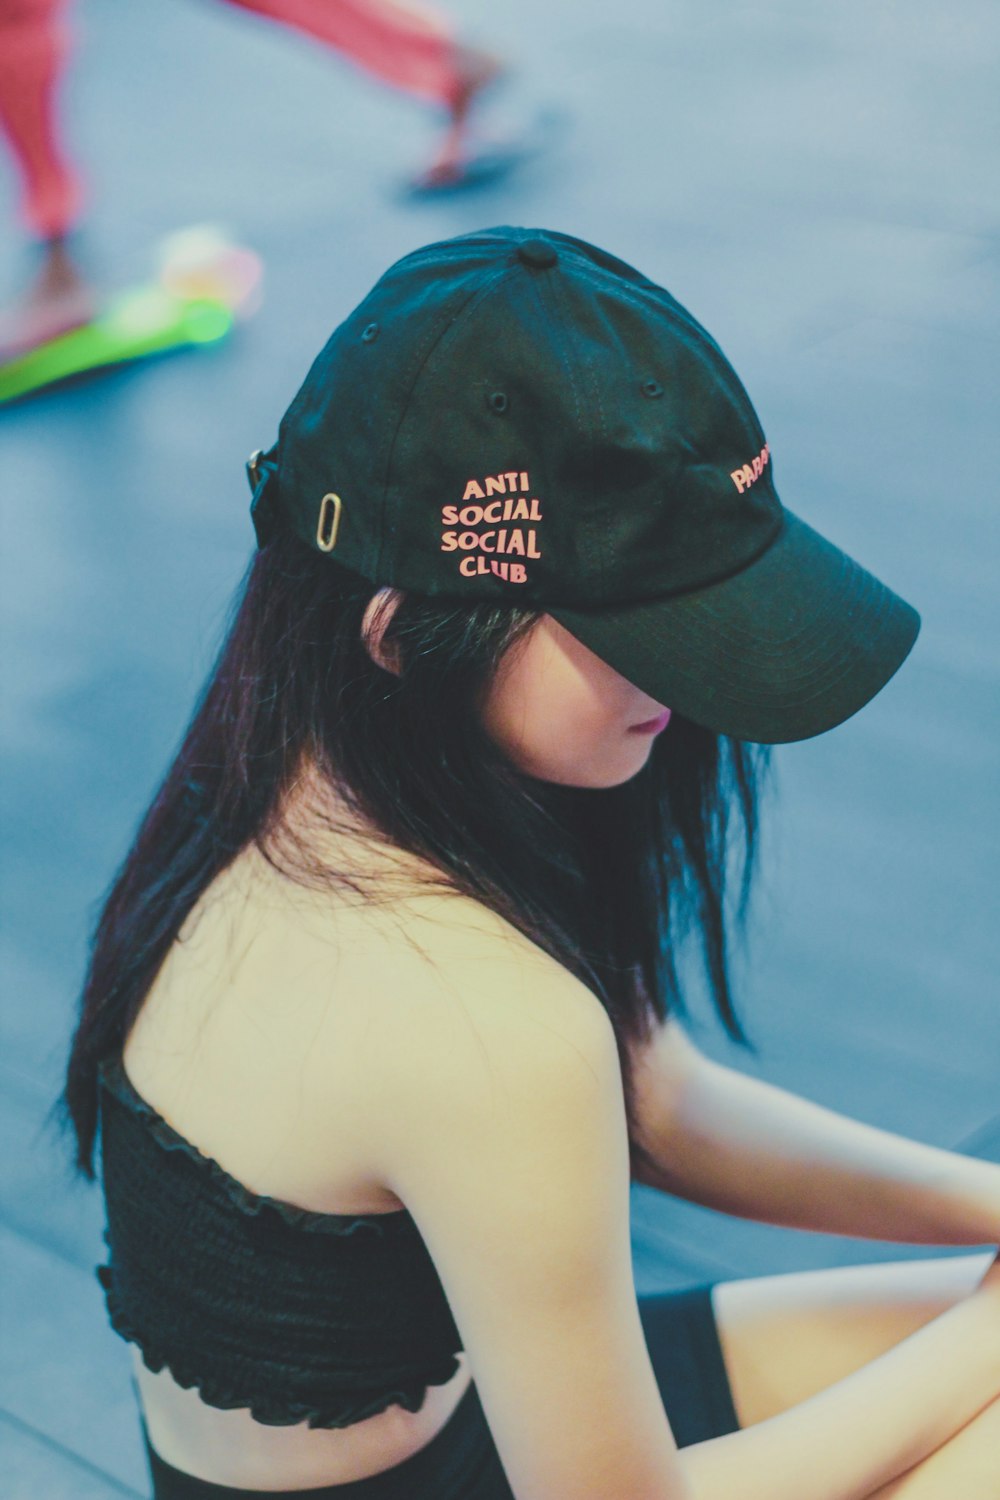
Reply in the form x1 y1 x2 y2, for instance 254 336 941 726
517 239 558 270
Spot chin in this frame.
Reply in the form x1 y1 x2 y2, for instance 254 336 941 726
531 758 652 791
506 735 655 789
597 763 652 789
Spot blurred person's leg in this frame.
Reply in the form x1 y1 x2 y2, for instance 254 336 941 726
0 0 81 238
218 0 506 186
0 0 93 357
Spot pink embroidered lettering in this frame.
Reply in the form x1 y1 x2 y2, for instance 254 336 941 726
459 557 528 582
444 469 542 584
730 443 770 494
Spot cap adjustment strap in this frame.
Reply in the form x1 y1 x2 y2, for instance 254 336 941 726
246 446 281 548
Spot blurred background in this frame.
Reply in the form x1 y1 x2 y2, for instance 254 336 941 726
1 0 998 1494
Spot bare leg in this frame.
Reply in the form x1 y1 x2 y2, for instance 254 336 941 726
712 1252 997 1497
866 1395 1000 1497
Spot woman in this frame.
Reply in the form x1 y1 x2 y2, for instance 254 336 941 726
60 225 1000 1500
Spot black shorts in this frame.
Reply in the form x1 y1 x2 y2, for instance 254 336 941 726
142 1285 740 1499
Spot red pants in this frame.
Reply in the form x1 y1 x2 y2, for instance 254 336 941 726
0 0 462 239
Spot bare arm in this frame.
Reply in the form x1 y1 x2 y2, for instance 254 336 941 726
631 1018 1000 1246
353 908 1000 1500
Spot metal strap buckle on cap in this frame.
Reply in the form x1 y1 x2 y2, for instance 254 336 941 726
246 448 264 491
316 493 342 552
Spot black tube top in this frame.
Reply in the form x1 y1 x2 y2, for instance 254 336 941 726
95 1054 464 1429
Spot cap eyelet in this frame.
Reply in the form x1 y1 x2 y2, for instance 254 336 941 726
361 322 379 343
316 493 343 552
488 391 509 414
642 379 664 399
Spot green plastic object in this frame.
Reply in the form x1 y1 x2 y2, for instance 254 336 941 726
0 285 235 405
0 225 262 405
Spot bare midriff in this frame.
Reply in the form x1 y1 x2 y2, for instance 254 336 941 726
132 1347 474 1488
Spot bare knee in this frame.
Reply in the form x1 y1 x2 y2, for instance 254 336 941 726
865 1392 1000 1498
712 1253 993 1428
715 1251 992 1338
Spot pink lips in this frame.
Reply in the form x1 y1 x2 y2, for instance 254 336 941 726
628 710 672 735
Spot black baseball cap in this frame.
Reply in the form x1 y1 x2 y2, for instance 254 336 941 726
246 225 920 744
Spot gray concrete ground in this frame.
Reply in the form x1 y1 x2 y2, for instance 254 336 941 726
1 0 998 1493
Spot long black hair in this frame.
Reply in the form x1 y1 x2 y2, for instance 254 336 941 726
57 530 770 1182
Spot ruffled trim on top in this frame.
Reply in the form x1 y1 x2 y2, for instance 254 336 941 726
95 1263 463 1429
97 1053 416 1238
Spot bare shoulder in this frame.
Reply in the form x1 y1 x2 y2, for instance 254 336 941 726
353 883 615 1090
289 873 621 1187
345 888 686 1500
275 872 687 1498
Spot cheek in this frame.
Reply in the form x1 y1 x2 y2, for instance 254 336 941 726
480 617 645 782
482 666 621 774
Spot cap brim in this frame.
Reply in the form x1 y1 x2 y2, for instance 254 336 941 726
547 509 920 744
